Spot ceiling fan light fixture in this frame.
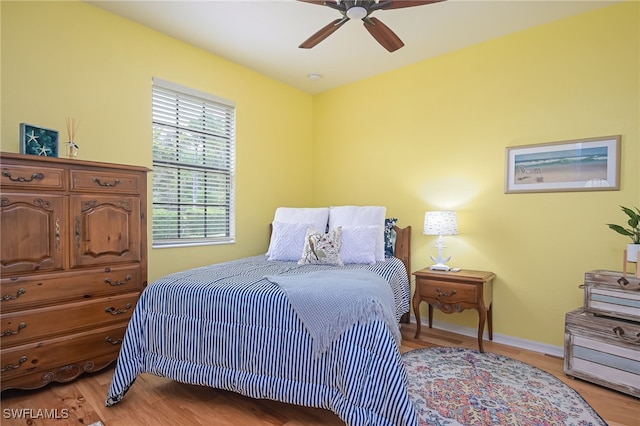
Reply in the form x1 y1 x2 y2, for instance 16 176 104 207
346 6 367 20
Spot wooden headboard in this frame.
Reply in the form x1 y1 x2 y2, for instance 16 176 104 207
393 225 412 283
393 225 412 324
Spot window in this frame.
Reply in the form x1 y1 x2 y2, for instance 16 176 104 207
152 78 235 247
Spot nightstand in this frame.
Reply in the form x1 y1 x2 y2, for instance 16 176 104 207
412 268 496 352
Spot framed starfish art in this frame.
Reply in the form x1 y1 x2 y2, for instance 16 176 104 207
20 123 59 157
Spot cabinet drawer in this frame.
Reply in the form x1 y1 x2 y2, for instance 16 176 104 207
583 270 640 322
70 170 142 194
0 164 64 190
418 280 478 304
0 293 138 347
1 266 142 312
564 309 640 397
1 323 126 389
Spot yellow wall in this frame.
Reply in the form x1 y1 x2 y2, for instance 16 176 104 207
313 1 639 346
0 1 315 280
2 1 638 347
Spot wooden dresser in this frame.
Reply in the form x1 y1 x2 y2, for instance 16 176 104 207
0 152 148 391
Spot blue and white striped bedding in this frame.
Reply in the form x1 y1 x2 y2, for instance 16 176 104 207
106 255 417 426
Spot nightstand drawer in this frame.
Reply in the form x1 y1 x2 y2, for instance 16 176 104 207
418 280 478 304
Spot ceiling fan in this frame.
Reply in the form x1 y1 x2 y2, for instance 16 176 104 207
298 0 444 52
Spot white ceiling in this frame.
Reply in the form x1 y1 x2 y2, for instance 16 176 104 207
86 0 619 94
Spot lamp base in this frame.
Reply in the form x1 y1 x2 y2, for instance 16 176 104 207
429 263 451 271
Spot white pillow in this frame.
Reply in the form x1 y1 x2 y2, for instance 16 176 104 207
329 206 386 261
341 225 379 265
268 221 312 261
273 207 329 232
267 207 329 255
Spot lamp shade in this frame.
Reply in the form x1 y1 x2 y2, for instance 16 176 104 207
423 211 458 236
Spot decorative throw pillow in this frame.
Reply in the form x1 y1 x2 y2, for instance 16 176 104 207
341 225 379 265
298 227 343 266
328 206 386 262
384 218 398 258
267 221 313 261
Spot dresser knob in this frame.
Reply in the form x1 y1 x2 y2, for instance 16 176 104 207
93 177 121 187
1 322 26 337
2 288 26 302
104 275 132 286
1 356 27 372
105 303 132 315
612 326 640 343
436 288 457 297
2 171 44 182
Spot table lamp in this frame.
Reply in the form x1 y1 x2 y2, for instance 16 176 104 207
423 211 458 271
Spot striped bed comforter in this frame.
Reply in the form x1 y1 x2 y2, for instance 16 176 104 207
106 255 417 426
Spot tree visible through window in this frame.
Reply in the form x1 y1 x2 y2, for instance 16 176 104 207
152 78 235 247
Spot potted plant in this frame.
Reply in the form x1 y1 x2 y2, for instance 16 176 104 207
607 205 640 263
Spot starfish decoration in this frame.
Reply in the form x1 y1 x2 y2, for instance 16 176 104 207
36 145 52 156
26 130 39 143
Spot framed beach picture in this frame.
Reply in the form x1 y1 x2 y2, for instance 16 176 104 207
19 123 59 157
505 135 621 193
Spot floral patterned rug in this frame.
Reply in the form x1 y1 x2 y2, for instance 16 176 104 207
402 347 607 426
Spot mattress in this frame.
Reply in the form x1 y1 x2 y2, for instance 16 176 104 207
106 255 417 426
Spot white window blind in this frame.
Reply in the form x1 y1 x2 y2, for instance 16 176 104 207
152 78 236 247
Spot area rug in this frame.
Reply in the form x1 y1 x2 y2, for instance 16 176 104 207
402 347 607 426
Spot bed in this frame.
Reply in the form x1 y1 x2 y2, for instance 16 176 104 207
106 206 417 426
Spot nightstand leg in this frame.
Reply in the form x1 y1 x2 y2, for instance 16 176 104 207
428 304 433 329
413 295 422 338
477 308 486 353
488 303 493 341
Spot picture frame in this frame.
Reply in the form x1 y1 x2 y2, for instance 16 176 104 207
19 123 59 157
505 135 621 194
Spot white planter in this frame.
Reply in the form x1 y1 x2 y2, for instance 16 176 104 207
627 244 640 263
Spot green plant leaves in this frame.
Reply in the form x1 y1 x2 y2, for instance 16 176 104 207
607 205 640 244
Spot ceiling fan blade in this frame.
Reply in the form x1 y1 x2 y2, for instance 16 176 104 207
382 0 445 10
299 18 348 49
363 17 404 52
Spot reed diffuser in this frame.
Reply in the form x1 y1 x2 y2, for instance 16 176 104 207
65 117 80 158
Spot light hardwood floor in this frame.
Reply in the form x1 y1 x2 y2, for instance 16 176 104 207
1 324 638 426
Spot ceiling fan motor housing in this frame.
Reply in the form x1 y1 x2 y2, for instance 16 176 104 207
346 6 368 20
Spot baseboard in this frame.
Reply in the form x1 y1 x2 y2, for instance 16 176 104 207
412 319 564 358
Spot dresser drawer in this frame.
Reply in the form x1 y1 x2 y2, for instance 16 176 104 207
417 279 478 304
564 308 640 397
1 266 142 312
1 323 126 390
0 293 138 347
0 164 64 190
70 169 142 194
583 270 640 322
